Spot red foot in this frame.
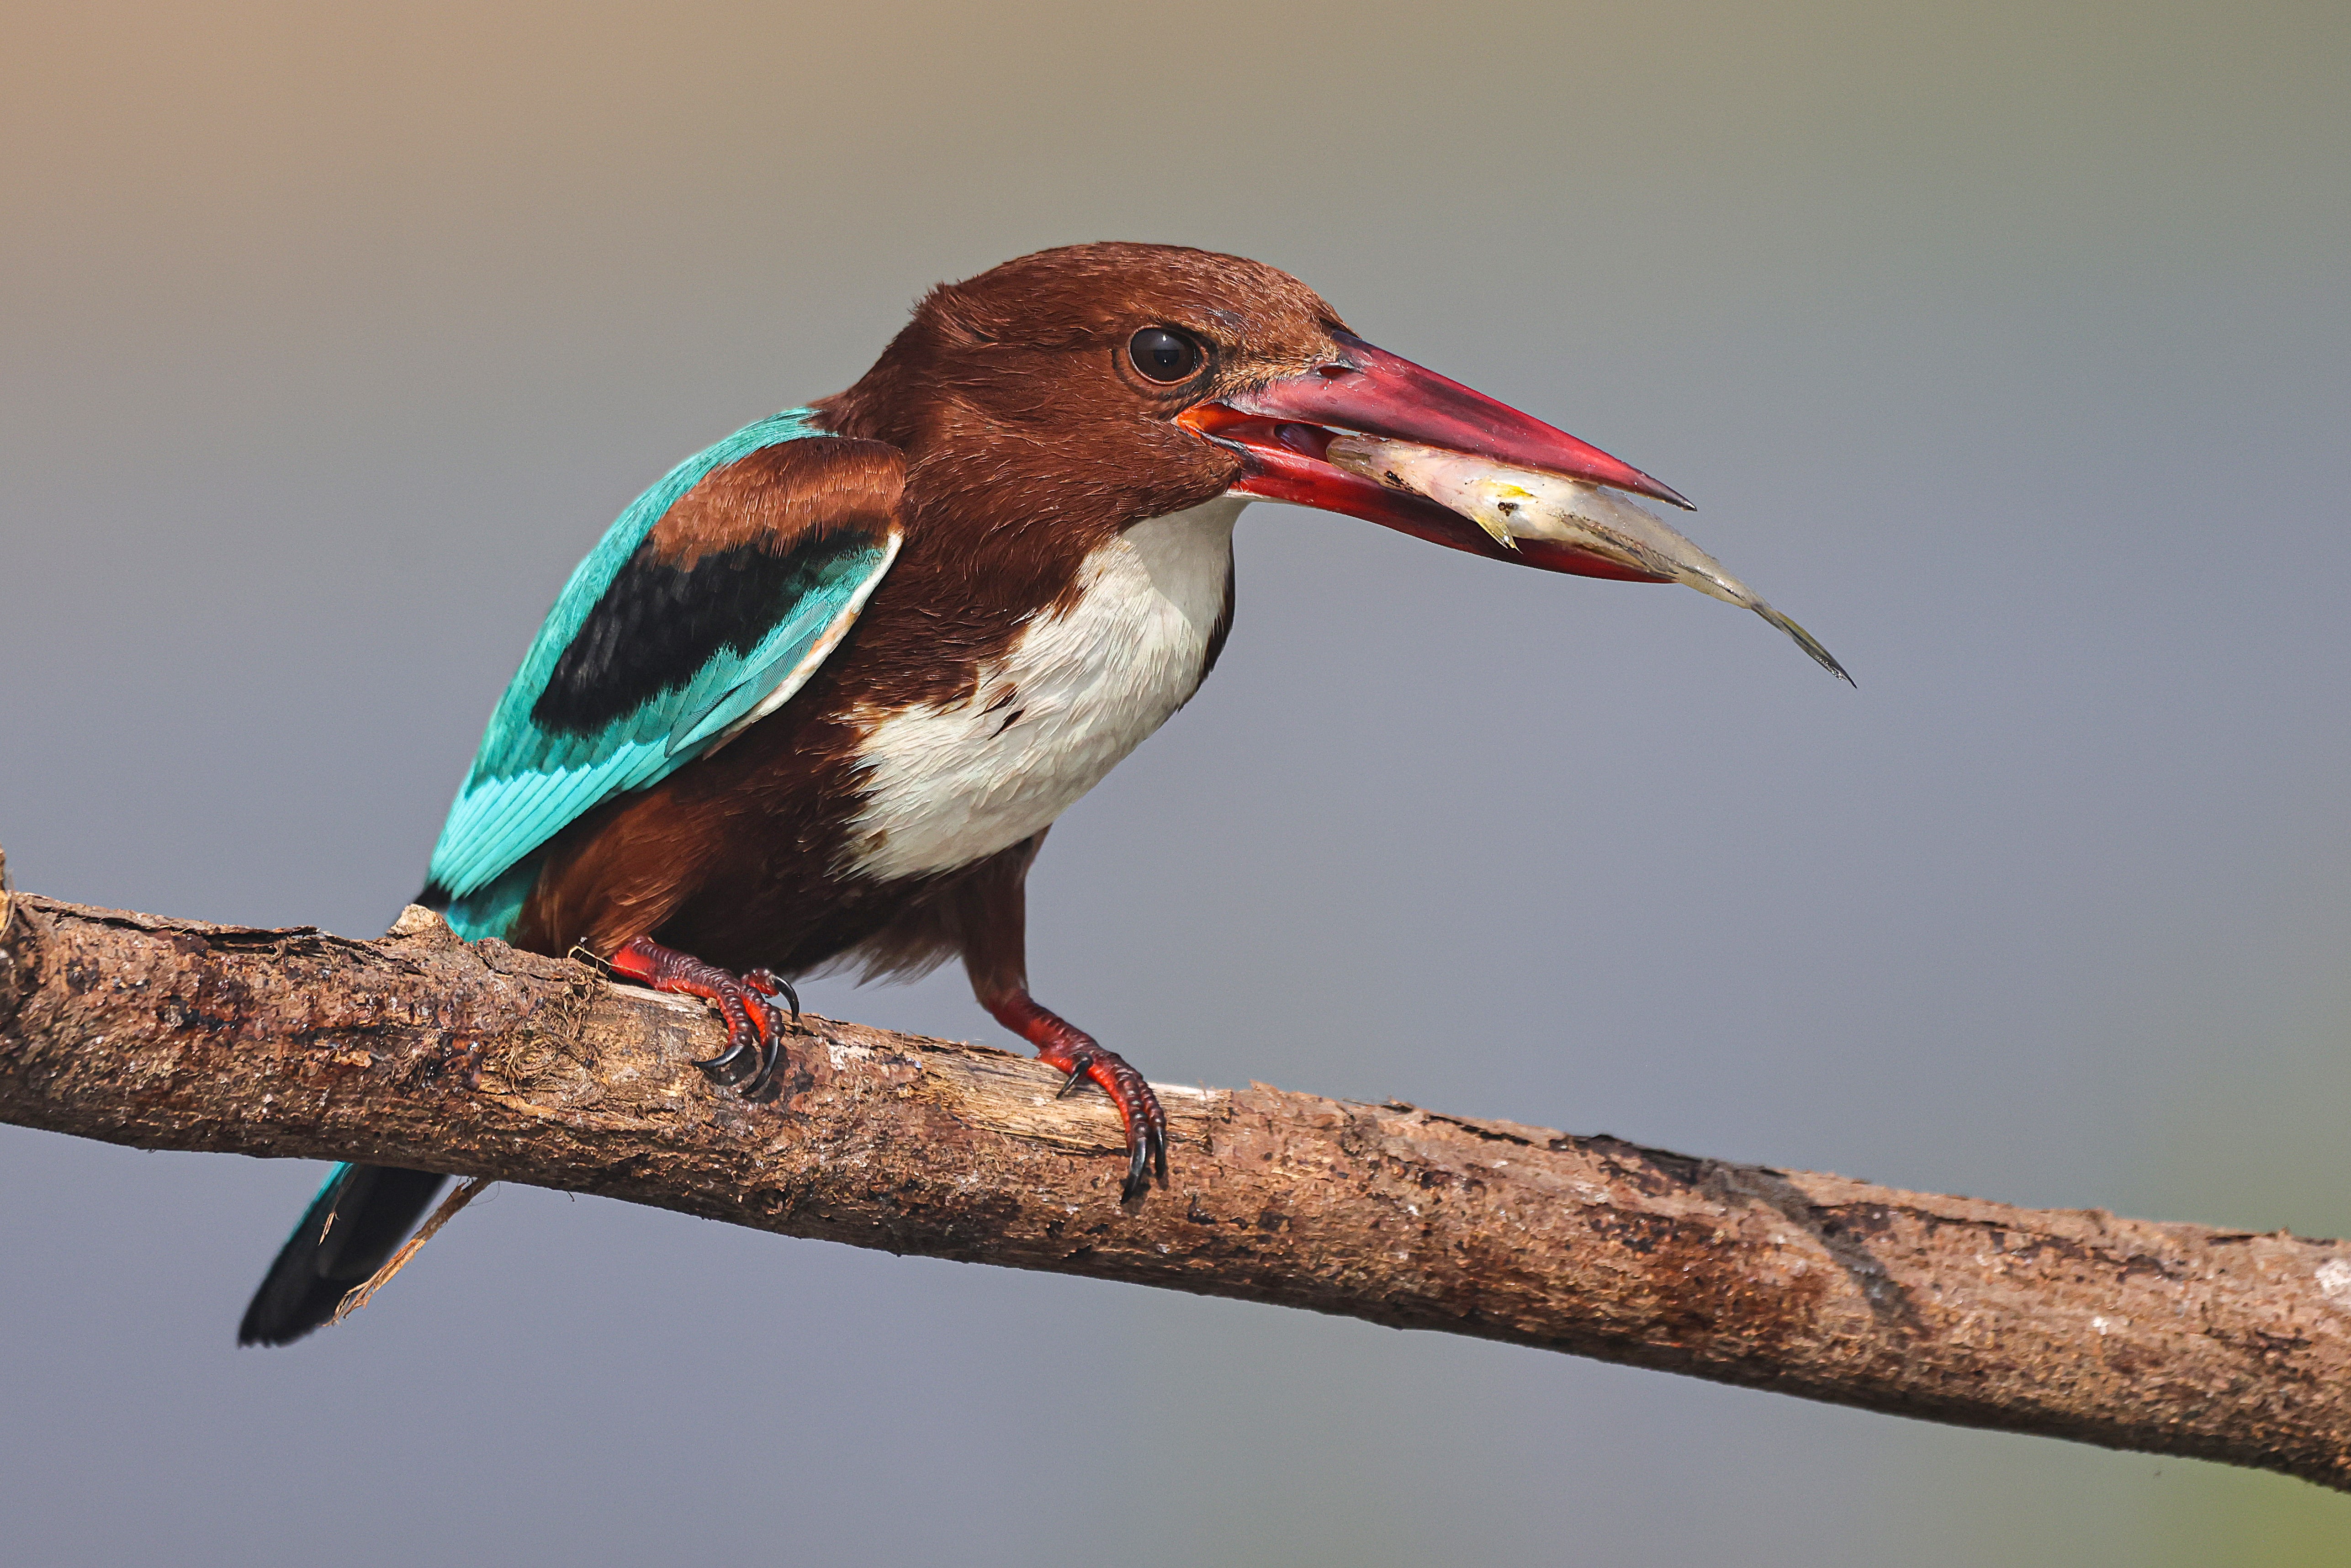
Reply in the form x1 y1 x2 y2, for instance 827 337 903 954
611 938 800 1098
985 991 1167 1200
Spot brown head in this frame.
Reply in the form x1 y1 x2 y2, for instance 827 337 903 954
820 241 1693 581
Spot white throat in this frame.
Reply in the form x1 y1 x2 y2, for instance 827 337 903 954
842 496 1245 882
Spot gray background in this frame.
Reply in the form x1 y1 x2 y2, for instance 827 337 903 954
5 2 2348 1562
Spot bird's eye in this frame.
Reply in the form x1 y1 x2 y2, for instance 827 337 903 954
1128 326 1204 384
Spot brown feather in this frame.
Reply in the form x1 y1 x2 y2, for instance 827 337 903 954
646 437 900 567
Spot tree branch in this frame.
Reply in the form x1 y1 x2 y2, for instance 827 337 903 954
5 871 2348 1489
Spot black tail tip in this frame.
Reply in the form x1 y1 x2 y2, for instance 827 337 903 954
237 1165 450 1348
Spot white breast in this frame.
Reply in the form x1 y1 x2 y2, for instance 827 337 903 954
841 497 1245 882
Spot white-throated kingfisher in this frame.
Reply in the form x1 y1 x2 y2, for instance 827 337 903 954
240 243 1844 1345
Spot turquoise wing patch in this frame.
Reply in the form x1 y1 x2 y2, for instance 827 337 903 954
426 408 899 931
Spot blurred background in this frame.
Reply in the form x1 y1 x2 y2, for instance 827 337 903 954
4 1 2348 1562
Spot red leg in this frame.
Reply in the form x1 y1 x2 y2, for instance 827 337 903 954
937 832 1165 1198
985 989 1168 1201
611 937 798 1097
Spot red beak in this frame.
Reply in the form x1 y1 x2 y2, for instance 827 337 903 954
1179 334 1689 582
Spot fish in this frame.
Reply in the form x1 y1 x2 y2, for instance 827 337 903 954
1324 433 1852 683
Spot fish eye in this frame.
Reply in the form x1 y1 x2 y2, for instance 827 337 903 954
1128 326 1204 384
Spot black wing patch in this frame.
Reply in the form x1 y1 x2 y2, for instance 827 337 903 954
532 535 874 735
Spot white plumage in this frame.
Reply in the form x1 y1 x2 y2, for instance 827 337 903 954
842 497 1244 882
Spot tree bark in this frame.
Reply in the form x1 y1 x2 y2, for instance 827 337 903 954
4 874 2348 1489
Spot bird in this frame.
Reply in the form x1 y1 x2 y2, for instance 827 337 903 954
238 242 1844 1346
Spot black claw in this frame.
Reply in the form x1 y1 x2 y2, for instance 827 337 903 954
699 1054 753 1088
1057 1070 1095 1100
694 1036 754 1081
737 997 789 1097
693 996 764 1086
1121 1142 1150 1202
747 968 802 1022
737 1052 773 1097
